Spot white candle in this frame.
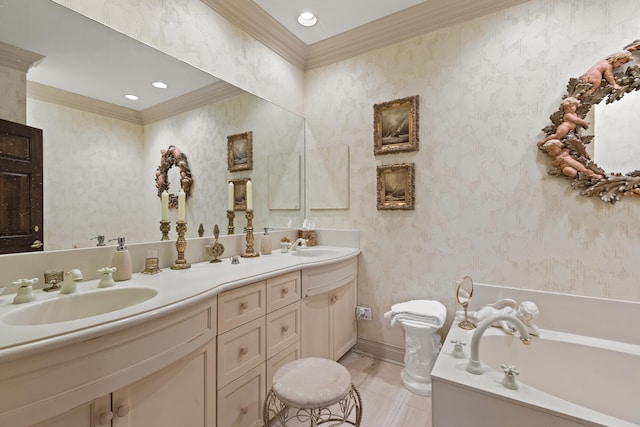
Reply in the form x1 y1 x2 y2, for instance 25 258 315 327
228 182 234 211
246 180 253 211
177 189 186 221
161 190 169 221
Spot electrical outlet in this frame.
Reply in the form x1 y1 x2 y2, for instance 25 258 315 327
356 305 372 320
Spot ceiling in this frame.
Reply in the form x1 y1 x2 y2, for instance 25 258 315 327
0 0 236 122
0 0 528 120
251 0 428 46
202 0 530 69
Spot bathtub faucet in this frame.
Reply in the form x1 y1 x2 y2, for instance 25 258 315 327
466 313 531 375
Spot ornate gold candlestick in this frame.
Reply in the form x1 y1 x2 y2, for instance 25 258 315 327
241 210 259 258
160 220 171 241
171 221 191 269
227 210 235 234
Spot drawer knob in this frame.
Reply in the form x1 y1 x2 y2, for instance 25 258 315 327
98 411 113 425
281 287 289 295
281 325 289 333
239 346 249 355
116 404 130 417
331 295 338 303
239 301 249 310
240 406 249 415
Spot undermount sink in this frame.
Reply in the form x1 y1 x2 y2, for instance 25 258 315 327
3 287 158 326
290 249 340 258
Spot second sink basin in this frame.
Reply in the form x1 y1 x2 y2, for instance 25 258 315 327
290 249 340 258
3 287 158 326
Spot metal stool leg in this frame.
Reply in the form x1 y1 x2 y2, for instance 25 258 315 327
263 384 363 426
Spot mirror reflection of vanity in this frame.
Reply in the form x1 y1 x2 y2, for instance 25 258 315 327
0 0 305 251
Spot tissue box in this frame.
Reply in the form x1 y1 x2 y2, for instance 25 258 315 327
298 230 316 246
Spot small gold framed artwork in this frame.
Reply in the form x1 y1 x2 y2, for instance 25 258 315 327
373 95 419 155
231 178 248 211
376 163 415 210
227 131 253 172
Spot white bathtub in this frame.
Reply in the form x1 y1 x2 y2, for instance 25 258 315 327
431 284 640 427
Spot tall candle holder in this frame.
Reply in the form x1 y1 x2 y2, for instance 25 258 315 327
241 210 259 258
171 221 191 269
227 210 235 234
160 220 171 241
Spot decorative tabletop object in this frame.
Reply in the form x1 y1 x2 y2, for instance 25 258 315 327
207 224 225 263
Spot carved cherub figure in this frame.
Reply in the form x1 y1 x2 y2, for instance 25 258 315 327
624 39 640 52
580 50 633 96
540 139 602 179
538 97 589 146
455 299 541 336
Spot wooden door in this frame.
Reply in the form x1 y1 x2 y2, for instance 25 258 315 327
0 118 43 253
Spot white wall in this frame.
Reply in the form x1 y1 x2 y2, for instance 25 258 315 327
304 0 640 348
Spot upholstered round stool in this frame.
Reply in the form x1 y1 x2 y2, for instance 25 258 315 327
263 357 363 426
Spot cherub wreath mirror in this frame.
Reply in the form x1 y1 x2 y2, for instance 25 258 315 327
537 39 640 204
155 145 193 208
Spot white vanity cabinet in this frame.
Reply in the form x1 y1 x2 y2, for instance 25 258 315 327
0 249 358 427
34 340 216 427
300 258 357 361
216 271 301 427
1 298 217 427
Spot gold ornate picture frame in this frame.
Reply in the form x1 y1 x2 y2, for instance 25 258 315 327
231 178 248 211
374 95 419 155
227 131 253 172
377 163 415 210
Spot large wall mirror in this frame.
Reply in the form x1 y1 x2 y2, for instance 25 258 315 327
0 0 305 251
537 40 640 204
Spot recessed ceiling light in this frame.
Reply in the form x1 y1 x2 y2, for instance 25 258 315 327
297 12 317 27
152 81 168 89
124 94 139 101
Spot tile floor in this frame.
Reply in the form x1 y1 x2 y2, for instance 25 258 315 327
269 350 433 427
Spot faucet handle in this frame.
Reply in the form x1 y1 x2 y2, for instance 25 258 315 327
450 339 467 359
500 364 520 390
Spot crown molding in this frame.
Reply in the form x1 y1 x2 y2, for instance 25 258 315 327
201 0 528 70
141 80 245 123
27 81 143 124
27 80 244 125
0 41 44 73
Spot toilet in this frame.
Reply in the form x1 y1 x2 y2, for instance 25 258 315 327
384 300 447 396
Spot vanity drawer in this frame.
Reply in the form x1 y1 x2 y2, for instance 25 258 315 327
218 281 266 334
266 301 300 359
266 341 300 390
266 271 301 313
217 317 266 388
217 362 266 427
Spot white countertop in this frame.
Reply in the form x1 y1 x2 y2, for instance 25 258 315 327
0 246 360 362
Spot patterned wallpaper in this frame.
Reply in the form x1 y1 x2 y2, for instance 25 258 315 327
49 0 640 350
304 0 640 347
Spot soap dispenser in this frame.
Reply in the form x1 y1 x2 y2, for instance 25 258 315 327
260 227 272 255
111 237 132 281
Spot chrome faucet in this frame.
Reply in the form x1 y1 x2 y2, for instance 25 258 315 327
289 238 308 251
466 313 531 375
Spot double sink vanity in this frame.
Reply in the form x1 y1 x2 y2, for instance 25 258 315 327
0 244 360 427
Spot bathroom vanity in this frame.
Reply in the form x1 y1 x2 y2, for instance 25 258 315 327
0 246 359 427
